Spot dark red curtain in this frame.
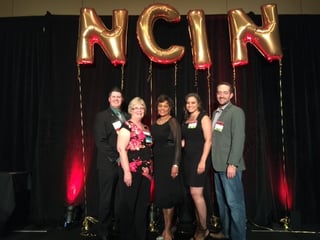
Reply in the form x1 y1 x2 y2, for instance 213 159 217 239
0 13 319 228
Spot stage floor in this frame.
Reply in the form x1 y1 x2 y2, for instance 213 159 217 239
2 224 320 240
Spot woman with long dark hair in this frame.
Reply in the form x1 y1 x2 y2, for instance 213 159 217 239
181 93 212 240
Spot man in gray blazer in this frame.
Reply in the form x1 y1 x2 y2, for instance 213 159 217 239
211 82 246 240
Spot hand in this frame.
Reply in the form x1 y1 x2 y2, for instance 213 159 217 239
227 164 237 178
171 165 179 178
197 161 205 174
142 167 152 181
124 171 132 187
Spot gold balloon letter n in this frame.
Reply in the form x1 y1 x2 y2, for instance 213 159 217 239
228 4 283 66
76 8 128 66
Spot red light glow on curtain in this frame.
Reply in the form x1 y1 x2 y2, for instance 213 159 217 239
66 155 84 205
279 171 292 210
64 128 95 206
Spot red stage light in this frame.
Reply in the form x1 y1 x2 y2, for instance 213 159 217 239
279 172 292 210
66 155 84 205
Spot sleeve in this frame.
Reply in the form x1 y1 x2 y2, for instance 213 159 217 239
168 118 182 166
121 121 131 131
228 107 245 166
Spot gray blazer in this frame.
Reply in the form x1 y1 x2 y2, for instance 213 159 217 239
211 103 246 171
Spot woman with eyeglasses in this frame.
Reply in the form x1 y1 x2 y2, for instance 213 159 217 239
117 97 153 240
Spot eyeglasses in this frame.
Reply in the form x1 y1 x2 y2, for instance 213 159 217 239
131 106 145 111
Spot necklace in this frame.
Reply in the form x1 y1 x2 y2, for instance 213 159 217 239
130 119 144 129
157 115 171 124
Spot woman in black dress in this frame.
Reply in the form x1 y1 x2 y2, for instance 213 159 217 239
151 95 182 240
181 93 212 240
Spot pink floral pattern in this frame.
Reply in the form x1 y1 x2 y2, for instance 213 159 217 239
126 122 146 151
124 121 153 180
129 157 153 181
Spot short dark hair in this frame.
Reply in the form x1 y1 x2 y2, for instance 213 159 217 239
156 94 174 109
108 86 122 96
217 81 234 93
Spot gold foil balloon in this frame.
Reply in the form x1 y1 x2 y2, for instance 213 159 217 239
76 8 128 66
136 3 185 64
187 9 212 70
228 4 283 66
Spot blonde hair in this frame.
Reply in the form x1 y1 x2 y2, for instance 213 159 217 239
128 97 147 114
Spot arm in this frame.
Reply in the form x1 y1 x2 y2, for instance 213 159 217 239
197 115 212 174
227 108 245 178
94 112 118 161
168 118 182 178
117 127 132 186
228 108 245 166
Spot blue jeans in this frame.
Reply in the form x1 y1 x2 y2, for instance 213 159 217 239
214 171 246 240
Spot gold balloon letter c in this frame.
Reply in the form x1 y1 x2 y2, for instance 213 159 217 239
136 3 185 64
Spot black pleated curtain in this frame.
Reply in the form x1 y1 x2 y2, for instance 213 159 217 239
0 13 319 227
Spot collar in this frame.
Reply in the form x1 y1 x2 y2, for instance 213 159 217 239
218 102 231 111
110 107 121 115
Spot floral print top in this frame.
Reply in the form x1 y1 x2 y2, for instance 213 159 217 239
122 120 153 180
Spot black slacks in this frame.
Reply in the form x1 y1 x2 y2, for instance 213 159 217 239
118 170 151 240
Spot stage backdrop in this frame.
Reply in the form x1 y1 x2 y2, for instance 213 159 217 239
0 12 319 228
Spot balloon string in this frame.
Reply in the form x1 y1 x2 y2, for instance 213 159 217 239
77 64 88 217
207 68 212 118
174 63 178 117
232 66 237 104
148 61 153 123
121 65 125 91
279 60 288 212
194 69 198 93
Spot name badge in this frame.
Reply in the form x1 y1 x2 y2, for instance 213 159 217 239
188 121 197 129
112 120 122 130
214 121 224 132
144 131 153 144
